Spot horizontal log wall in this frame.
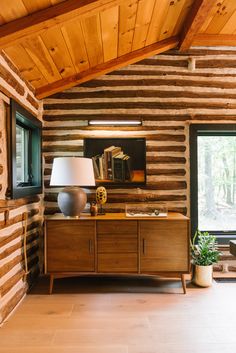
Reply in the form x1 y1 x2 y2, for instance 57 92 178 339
2 47 236 320
0 53 43 324
43 48 236 216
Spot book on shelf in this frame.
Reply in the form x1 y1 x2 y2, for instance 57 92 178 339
92 155 100 179
98 155 105 180
104 145 121 180
123 155 133 181
112 153 133 182
112 152 125 182
104 145 115 179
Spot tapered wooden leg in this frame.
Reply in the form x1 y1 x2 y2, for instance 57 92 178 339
181 274 186 294
49 274 54 294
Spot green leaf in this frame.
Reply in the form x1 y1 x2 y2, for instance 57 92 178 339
191 230 221 266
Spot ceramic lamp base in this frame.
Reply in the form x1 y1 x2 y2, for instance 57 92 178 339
58 186 87 217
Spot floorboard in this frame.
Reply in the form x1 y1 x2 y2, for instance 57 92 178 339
1 275 236 353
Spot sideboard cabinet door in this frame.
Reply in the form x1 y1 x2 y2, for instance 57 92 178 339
46 220 95 272
140 220 189 273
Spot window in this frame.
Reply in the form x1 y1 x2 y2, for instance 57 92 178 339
190 124 236 243
8 99 42 199
16 123 30 185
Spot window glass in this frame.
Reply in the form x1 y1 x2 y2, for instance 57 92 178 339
16 124 30 185
197 135 236 231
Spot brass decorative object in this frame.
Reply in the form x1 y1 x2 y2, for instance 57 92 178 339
96 186 107 215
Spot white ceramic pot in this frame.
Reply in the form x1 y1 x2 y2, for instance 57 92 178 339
194 264 213 287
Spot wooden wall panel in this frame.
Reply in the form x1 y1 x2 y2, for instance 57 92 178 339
43 48 236 218
0 53 43 324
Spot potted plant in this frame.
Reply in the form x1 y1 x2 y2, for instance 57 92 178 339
191 230 221 287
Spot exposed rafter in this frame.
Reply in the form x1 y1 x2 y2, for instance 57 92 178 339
179 0 216 52
36 36 179 99
192 34 236 47
0 0 122 49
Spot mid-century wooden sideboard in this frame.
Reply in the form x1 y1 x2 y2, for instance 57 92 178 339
44 212 190 294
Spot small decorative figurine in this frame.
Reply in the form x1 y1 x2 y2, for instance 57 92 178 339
96 186 107 215
90 201 98 216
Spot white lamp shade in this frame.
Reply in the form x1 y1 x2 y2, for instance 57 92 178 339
50 157 95 186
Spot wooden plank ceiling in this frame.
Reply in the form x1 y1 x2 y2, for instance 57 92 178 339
1 0 236 98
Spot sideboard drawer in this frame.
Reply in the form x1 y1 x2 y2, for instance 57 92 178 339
97 220 137 235
98 253 138 273
47 220 95 237
98 233 137 253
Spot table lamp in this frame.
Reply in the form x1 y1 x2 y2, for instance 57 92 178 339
50 157 95 217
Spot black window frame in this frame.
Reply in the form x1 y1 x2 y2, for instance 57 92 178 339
9 99 42 199
190 123 236 244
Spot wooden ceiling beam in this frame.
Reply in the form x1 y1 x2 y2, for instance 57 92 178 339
179 0 216 52
0 0 122 49
36 36 179 99
192 34 236 47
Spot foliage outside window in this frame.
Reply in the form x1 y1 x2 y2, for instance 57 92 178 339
190 124 236 243
198 136 236 231
8 99 42 199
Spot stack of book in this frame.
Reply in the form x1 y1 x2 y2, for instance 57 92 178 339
112 153 132 182
91 145 132 182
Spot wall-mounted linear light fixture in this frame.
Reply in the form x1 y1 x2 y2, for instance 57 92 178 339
88 120 142 126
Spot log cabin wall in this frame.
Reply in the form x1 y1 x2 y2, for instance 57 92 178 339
0 52 43 324
43 48 236 217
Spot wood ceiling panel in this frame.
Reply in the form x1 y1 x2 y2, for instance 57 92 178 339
220 9 236 34
40 26 76 78
0 0 67 23
118 0 138 56
159 0 190 41
4 44 48 88
204 0 236 34
198 1 220 33
4 0 236 95
0 0 123 49
22 0 52 13
100 6 119 62
50 0 66 4
36 36 179 98
0 0 28 23
132 0 156 51
61 20 90 73
22 36 62 83
146 0 173 46
81 14 104 67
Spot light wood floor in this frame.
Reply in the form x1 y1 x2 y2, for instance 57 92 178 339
1 275 236 353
